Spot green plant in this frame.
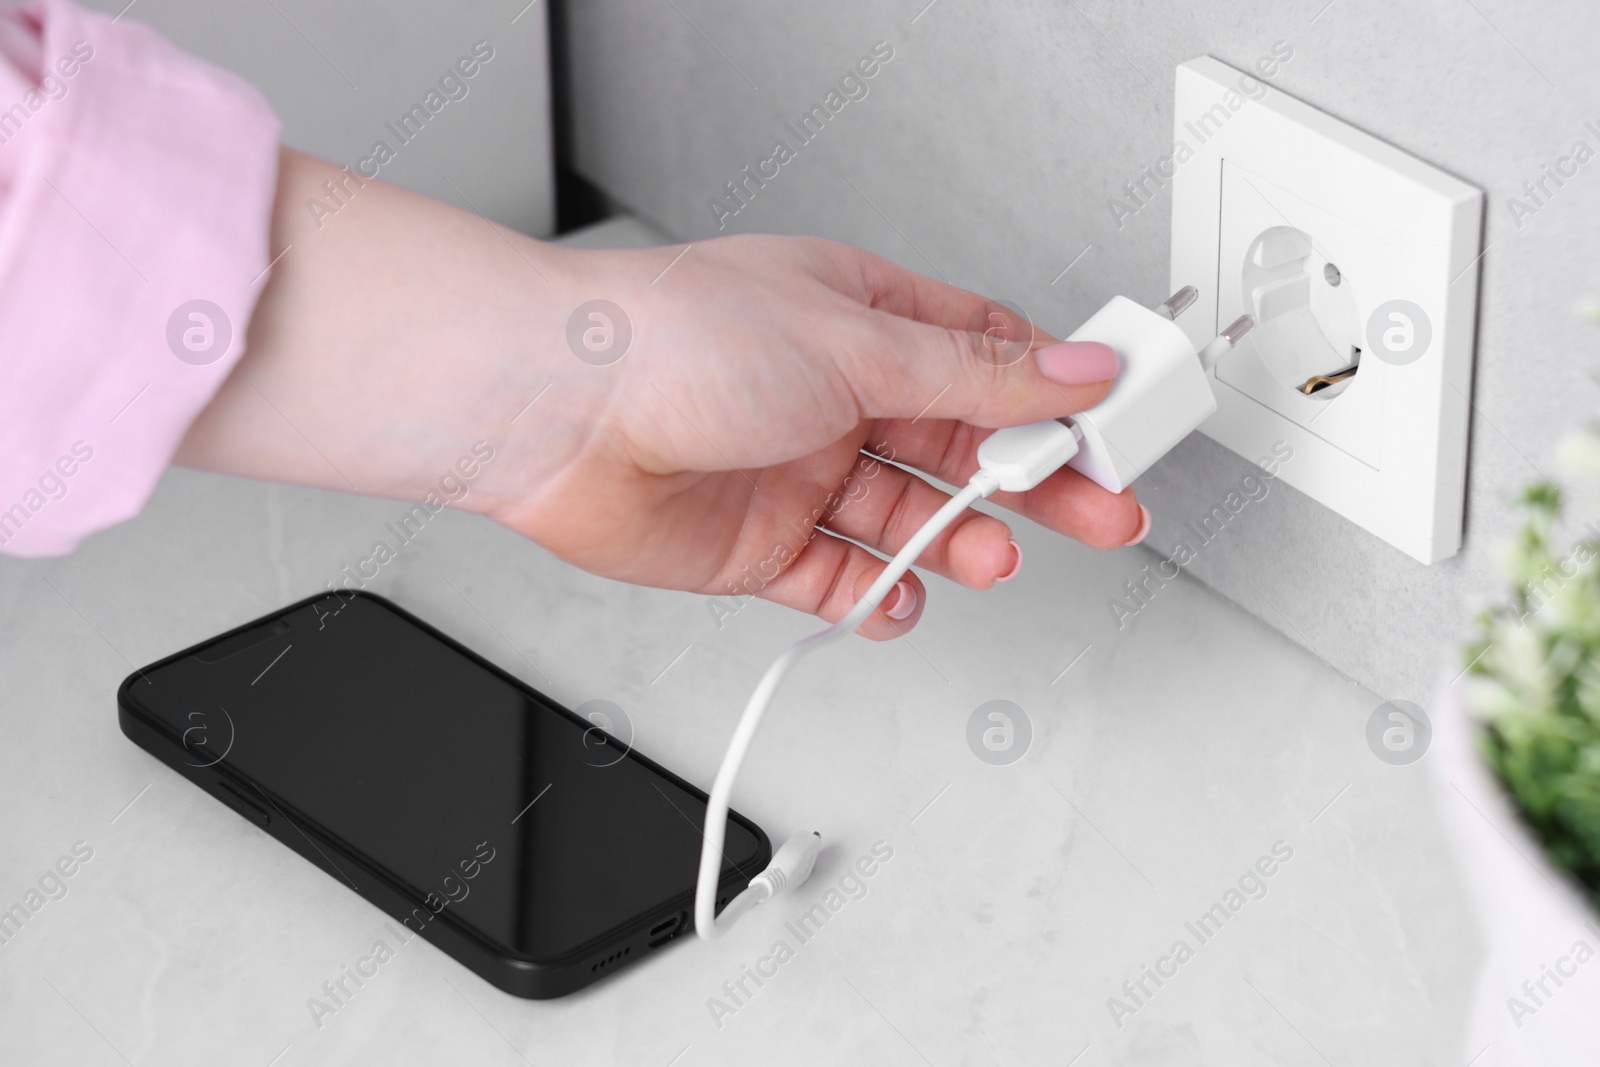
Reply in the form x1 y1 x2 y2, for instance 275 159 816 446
1466 475 1600 907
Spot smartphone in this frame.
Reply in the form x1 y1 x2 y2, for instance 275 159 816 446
117 591 770 999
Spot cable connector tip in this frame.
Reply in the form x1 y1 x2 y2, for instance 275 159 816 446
748 830 823 903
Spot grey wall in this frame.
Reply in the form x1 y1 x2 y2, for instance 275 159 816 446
563 0 1600 703
80 0 555 236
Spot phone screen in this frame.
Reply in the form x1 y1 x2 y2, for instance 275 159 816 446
122 594 761 961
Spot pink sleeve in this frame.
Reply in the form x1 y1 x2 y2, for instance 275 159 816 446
0 0 281 557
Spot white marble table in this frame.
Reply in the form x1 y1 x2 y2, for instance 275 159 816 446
0 221 1477 1066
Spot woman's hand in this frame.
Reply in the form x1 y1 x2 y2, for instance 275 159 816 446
178 150 1148 638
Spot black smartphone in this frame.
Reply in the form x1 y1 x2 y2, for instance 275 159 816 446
117 591 769 999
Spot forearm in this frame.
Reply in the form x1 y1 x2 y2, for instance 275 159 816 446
174 147 590 516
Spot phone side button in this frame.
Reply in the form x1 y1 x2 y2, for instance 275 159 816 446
215 781 271 828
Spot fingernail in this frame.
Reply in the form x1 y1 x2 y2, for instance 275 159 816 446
1035 341 1119 385
1124 504 1152 546
996 539 1023 583
884 580 918 620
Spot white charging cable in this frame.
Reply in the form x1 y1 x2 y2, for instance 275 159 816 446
694 470 1001 938
694 293 1255 940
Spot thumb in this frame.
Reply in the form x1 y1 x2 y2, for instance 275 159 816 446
844 304 1120 427
815 243 1118 426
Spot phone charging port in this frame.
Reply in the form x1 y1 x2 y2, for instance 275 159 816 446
648 912 685 947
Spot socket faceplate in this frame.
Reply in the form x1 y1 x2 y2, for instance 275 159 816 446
1170 57 1483 564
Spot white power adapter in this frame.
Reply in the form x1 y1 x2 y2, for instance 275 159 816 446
978 288 1254 496
1061 294 1217 492
693 289 1254 940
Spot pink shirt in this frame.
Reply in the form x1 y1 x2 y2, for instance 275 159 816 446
0 0 279 556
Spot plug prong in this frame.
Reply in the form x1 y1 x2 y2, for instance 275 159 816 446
1219 313 1255 344
1158 286 1198 320
1197 314 1257 371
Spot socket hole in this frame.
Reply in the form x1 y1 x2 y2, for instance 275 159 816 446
1240 226 1362 402
1299 346 1362 395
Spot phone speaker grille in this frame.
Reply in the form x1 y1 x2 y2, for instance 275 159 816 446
590 945 631 973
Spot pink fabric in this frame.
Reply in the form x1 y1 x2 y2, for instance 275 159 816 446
0 0 280 556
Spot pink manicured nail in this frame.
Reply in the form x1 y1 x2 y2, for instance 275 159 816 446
1034 341 1119 385
884 580 918 620
1125 504 1152 546
996 539 1024 583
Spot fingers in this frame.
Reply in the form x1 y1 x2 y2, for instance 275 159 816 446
818 455 1021 588
1002 466 1146 550
817 243 1120 428
750 528 927 641
821 239 1022 331
866 419 1147 550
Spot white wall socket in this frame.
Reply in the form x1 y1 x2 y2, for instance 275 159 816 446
1169 57 1484 564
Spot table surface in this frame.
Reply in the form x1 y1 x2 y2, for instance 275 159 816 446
0 221 1477 1067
